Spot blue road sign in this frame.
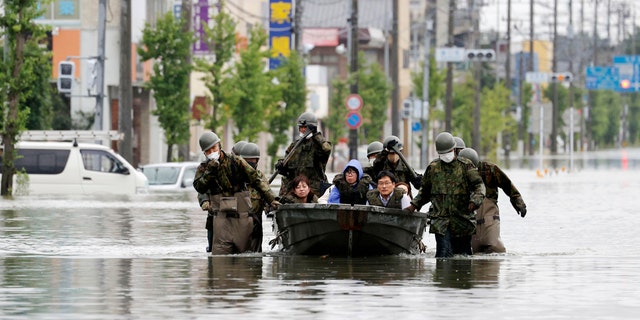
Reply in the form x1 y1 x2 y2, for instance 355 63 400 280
412 121 421 132
613 55 640 92
345 111 362 129
585 66 619 90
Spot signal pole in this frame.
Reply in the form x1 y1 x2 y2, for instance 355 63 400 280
95 0 106 131
348 0 359 160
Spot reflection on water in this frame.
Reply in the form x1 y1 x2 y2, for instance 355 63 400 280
1 169 640 318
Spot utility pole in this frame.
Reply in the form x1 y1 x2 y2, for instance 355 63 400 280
179 0 192 161
527 0 534 156
588 0 599 152
444 0 455 131
349 0 359 160
505 0 511 92
119 0 133 162
95 0 107 132
421 15 432 166
472 2 481 151
391 0 400 136
551 0 558 157
294 0 303 52
568 0 575 172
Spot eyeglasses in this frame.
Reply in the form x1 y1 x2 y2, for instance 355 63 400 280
378 181 394 186
345 170 357 175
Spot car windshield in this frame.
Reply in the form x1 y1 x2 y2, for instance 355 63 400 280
142 167 181 185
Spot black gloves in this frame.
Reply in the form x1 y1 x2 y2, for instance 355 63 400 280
517 206 527 218
307 123 318 134
275 159 285 171
411 174 423 189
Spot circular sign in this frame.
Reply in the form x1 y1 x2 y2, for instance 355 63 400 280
345 111 363 129
345 94 363 111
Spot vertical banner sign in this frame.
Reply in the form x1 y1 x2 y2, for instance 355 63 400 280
193 0 210 55
269 0 292 69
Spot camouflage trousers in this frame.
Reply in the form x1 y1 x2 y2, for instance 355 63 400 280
211 211 255 255
471 198 506 254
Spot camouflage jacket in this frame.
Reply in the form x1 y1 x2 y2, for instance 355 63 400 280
280 133 332 195
248 169 271 216
372 153 421 188
193 151 275 204
411 157 486 236
477 161 526 211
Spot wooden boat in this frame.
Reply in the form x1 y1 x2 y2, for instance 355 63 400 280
269 203 429 256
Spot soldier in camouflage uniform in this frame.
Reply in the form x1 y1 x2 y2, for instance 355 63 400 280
276 112 332 196
372 135 423 189
238 142 270 252
405 132 486 258
458 148 527 254
193 132 280 255
363 141 383 180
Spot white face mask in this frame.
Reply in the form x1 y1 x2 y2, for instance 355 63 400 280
206 151 220 161
439 151 455 163
369 159 375 166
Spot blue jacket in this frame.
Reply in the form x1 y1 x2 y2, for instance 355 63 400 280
328 159 372 204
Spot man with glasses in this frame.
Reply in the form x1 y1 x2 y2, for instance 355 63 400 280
366 171 411 209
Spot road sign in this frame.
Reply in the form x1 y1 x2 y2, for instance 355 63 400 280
412 121 421 132
525 72 549 84
434 47 466 62
585 66 619 90
345 111 362 129
345 94 363 111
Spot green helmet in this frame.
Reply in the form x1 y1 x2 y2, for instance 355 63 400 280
232 141 248 155
297 111 318 127
458 148 479 167
366 141 384 157
199 132 220 152
453 136 466 149
435 132 455 154
383 135 403 151
240 142 260 159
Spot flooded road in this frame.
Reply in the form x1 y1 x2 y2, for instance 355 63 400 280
1 169 639 319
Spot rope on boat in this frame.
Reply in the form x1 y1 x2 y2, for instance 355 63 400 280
414 236 427 253
269 229 288 250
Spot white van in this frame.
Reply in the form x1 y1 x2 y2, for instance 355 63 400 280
2 140 148 195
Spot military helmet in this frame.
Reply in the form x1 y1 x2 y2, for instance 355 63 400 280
453 136 466 149
240 142 260 159
297 111 318 127
199 132 220 152
232 140 248 155
366 141 384 157
383 135 403 151
458 148 479 167
435 132 455 154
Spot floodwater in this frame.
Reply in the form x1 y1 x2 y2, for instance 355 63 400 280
1 166 639 319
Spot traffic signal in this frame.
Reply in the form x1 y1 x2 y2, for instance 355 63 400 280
465 49 496 61
550 72 573 83
57 61 75 93
620 79 631 90
85 59 98 91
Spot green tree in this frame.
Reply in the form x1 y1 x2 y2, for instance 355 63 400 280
358 55 391 143
194 0 236 134
0 0 50 196
23 53 54 130
267 51 306 168
138 12 193 162
591 90 622 148
227 26 276 141
326 79 349 171
411 55 447 149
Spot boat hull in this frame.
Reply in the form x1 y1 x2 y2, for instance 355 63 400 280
272 203 428 256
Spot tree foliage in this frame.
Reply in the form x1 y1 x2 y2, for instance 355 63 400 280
357 54 391 143
138 12 193 162
0 0 50 195
267 51 306 166
194 0 237 134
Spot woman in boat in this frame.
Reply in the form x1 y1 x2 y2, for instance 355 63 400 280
281 174 318 204
366 171 412 209
324 159 373 205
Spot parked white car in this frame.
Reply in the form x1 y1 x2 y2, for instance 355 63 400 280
2 140 149 195
139 162 199 192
